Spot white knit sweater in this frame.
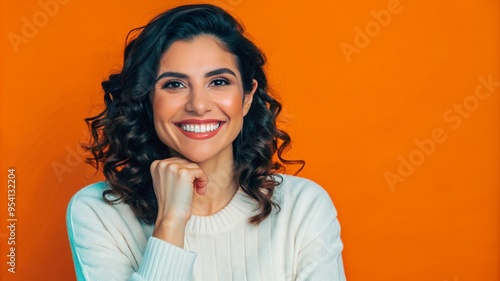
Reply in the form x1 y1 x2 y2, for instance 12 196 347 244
67 174 346 280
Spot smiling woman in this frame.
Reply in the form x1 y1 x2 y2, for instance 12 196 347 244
66 4 346 281
152 36 256 165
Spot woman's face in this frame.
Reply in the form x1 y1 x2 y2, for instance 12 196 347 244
152 35 257 164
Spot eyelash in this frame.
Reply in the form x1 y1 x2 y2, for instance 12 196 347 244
162 80 185 89
209 78 230 87
161 78 230 89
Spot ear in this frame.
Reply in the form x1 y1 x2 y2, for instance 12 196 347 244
243 79 258 116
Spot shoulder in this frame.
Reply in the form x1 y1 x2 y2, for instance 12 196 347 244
67 181 113 215
273 174 337 217
70 181 109 200
271 175 342 252
66 182 152 280
274 174 329 196
66 181 137 232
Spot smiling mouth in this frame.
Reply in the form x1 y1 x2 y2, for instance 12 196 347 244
179 122 221 133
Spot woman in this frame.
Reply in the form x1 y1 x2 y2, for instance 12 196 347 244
67 4 346 281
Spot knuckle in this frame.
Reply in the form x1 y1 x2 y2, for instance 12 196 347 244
167 163 179 172
157 160 171 170
150 160 159 173
178 168 190 177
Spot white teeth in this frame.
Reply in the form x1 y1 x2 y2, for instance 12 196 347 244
180 123 220 133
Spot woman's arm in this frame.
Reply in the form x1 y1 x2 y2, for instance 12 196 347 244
295 218 346 280
67 156 207 280
294 183 346 281
131 237 196 280
66 184 196 281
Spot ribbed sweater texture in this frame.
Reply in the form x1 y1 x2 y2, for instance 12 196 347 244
67 175 346 280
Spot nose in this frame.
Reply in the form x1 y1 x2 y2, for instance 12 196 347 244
185 85 213 115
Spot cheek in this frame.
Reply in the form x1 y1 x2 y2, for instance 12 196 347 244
151 96 176 145
217 94 245 117
152 95 176 121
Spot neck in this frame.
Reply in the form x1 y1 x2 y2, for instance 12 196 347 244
191 151 239 216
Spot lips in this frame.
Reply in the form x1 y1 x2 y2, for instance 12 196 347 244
174 119 225 140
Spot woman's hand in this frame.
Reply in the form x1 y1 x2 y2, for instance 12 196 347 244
150 157 208 247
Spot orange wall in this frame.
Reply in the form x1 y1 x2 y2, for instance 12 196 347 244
1 0 498 280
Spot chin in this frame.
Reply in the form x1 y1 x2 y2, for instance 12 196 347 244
175 148 218 164
182 144 233 165
184 154 210 164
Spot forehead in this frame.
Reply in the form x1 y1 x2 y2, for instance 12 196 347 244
158 35 239 75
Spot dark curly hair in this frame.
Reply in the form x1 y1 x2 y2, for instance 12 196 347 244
84 4 304 225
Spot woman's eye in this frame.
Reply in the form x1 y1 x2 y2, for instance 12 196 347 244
209 78 229 87
162 80 185 89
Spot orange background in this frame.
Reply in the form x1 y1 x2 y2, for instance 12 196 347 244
1 0 498 280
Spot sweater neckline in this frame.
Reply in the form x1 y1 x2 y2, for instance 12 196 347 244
185 188 258 234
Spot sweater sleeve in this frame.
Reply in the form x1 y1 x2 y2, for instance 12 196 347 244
66 185 196 281
131 237 196 280
294 184 346 281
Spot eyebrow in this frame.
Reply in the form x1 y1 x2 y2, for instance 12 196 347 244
155 68 237 83
205 68 237 78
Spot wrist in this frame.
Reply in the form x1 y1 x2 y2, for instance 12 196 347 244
153 218 187 248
